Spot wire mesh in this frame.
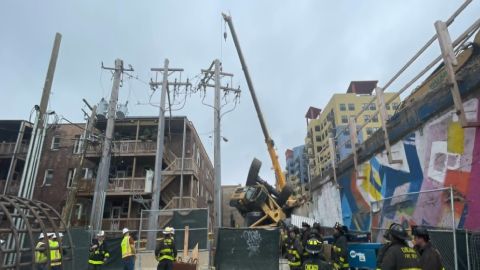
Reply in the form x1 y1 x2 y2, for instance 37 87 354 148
138 208 209 252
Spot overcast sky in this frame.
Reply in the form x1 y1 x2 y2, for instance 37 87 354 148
1 0 479 186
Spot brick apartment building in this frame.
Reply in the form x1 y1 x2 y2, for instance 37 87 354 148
31 116 215 233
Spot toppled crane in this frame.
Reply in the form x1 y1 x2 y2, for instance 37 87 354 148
222 13 298 227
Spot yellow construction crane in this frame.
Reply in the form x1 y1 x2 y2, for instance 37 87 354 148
222 13 297 227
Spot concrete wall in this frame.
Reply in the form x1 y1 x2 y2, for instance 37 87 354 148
311 98 480 231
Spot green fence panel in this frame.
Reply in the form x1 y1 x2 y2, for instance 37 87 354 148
215 228 280 270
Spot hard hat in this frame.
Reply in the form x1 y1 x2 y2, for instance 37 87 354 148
122 228 129 234
39 233 45 239
59 233 64 238
389 223 410 241
0 239 5 245
163 227 174 235
334 222 348 234
412 226 430 241
301 222 310 228
50 233 58 239
305 238 323 254
97 230 105 237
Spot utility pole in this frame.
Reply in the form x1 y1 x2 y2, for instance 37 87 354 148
18 32 62 200
89 59 133 235
147 59 190 250
62 100 97 227
200 59 240 228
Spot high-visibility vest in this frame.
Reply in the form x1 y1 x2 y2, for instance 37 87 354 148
35 242 48 264
156 239 175 262
88 240 110 265
49 240 62 266
121 235 134 258
287 247 301 267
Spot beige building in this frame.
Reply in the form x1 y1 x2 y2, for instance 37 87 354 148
305 81 401 177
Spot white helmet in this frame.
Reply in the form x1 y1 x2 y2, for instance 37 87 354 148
59 233 64 238
97 230 105 237
0 239 5 245
39 233 45 239
122 228 129 234
163 227 174 235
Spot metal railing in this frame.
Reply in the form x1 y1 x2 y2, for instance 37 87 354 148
0 142 28 156
77 177 148 194
315 1 480 178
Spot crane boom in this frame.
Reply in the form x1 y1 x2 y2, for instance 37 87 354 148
222 13 287 190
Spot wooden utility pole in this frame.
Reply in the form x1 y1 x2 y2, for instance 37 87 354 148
200 60 240 228
89 59 133 235
18 32 62 200
147 59 190 250
61 103 97 226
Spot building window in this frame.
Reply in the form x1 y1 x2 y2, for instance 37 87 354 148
314 125 320 132
364 115 370 122
51 136 60 150
316 136 321 142
345 142 352 149
82 168 93 179
392 103 399 110
73 135 82 154
372 115 379 123
386 104 391 110
348 104 355 111
43 169 54 186
362 103 368 110
316 146 321 152
366 128 374 136
341 115 348 123
369 103 376 111
339 104 346 111
66 168 76 188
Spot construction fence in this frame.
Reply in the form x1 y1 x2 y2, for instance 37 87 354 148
370 187 480 270
138 208 209 252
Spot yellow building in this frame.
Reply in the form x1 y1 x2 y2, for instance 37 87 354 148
305 81 401 177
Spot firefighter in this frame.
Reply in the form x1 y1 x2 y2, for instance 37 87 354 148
88 230 110 269
301 222 311 246
380 223 421 270
35 233 48 270
49 233 62 270
285 226 303 270
302 238 332 270
412 226 445 270
331 222 349 270
376 225 394 269
121 228 136 270
155 227 177 270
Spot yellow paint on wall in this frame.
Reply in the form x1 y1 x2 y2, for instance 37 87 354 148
447 121 464 154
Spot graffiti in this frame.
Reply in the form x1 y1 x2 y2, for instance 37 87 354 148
242 230 262 257
313 98 480 232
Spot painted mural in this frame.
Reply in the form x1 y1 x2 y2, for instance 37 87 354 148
328 98 480 232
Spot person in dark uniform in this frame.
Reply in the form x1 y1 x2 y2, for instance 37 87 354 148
412 226 445 270
302 238 332 270
88 231 110 269
285 226 303 270
376 225 394 269
380 223 421 270
331 222 349 270
155 227 177 270
301 222 311 246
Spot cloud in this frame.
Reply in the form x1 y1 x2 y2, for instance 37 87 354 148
0 0 478 186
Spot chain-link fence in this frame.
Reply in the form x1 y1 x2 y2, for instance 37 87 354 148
369 187 478 270
138 208 209 252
